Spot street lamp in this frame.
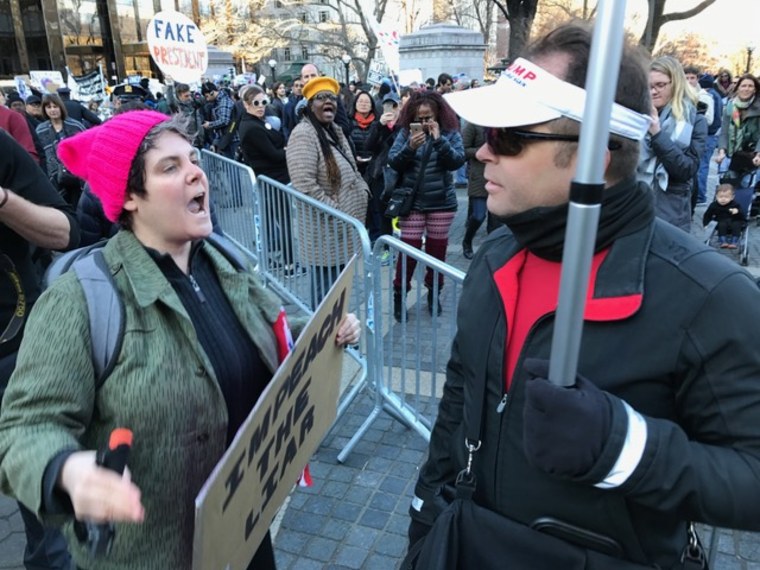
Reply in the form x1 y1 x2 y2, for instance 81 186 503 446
746 45 755 74
341 54 351 84
268 59 277 83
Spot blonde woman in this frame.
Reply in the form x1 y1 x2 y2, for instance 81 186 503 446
636 56 707 231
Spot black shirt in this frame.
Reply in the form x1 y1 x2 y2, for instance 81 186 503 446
149 243 272 444
0 130 79 360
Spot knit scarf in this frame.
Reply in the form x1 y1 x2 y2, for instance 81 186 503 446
354 112 375 129
636 100 696 192
727 96 755 155
503 178 655 262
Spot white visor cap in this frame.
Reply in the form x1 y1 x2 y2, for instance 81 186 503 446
444 58 651 141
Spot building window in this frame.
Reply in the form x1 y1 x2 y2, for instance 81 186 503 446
319 11 328 22
275 0 282 6
319 0 328 4
300 12 308 23
283 47 291 61
301 46 309 60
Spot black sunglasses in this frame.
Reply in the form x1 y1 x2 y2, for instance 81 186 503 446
252 98 269 107
485 127 621 156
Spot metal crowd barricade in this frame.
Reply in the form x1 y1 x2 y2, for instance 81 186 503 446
254 175 375 430
337 235 466 462
201 149 261 261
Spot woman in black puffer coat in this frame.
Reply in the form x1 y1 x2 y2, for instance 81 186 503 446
387 90 465 319
348 89 378 177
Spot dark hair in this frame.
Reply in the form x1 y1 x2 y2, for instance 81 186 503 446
735 73 760 94
523 21 650 182
683 65 701 76
272 82 285 96
119 114 193 230
175 83 191 95
200 81 217 95
396 90 459 132
241 84 265 104
41 93 68 120
303 106 342 191
425 77 435 89
351 89 375 116
437 73 453 87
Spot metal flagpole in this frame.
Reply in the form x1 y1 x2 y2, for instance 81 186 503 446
99 63 107 100
548 0 629 387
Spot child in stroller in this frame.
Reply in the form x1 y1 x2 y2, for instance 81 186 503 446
703 183 746 248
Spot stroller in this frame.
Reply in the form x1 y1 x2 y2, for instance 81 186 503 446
704 168 757 266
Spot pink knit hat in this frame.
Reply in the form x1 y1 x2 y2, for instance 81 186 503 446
57 110 170 222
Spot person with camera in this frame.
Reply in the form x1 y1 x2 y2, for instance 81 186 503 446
35 93 86 207
636 56 706 232
715 74 760 188
387 90 465 320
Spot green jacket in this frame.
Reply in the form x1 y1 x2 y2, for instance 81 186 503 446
0 230 305 569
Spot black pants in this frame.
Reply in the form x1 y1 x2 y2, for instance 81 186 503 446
717 219 744 237
73 531 275 569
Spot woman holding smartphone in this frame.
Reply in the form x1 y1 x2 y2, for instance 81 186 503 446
387 90 465 320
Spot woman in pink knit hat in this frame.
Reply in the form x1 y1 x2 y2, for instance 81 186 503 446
0 110 361 570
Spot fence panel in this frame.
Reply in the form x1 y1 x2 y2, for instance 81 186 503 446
255 176 375 432
201 150 260 260
337 235 465 462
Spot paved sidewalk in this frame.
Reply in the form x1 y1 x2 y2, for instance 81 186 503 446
3 179 760 569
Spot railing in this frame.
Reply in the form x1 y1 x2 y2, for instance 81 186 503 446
336 235 465 462
201 150 260 261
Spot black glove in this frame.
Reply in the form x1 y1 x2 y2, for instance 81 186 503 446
522 358 613 479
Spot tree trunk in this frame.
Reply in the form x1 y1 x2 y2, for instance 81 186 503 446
639 0 718 53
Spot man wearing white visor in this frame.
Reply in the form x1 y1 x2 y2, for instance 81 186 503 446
406 22 760 570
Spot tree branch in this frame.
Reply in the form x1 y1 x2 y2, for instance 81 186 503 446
660 0 717 24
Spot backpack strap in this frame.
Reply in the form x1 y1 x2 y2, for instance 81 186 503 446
206 232 247 272
72 251 124 388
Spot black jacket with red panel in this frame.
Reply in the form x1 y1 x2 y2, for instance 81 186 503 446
411 178 760 569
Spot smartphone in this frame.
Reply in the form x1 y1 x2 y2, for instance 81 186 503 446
383 101 395 113
410 122 423 134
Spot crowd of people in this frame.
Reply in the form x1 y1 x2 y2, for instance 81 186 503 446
1 18 760 570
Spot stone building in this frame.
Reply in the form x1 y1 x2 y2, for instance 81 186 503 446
0 0 186 80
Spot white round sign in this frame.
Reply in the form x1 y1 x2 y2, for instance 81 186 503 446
147 11 208 84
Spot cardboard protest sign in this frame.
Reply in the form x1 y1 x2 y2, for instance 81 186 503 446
193 257 357 570
147 11 208 84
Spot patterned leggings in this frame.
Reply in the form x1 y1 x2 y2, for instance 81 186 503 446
393 210 456 290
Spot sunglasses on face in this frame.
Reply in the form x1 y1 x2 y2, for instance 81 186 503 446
251 98 269 107
313 92 337 102
485 127 621 156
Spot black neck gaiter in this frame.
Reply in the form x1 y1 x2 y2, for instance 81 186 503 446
503 178 655 261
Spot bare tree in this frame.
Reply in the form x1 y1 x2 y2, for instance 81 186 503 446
654 31 719 71
450 0 496 71
531 0 596 40
399 0 425 34
201 0 289 71
489 0 539 59
640 0 717 53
